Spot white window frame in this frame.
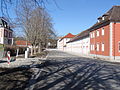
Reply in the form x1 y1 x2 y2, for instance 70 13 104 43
102 43 104 51
102 17 105 20
118 42 120 52
91 44 92 51
97 43 99 51
96 30 99 37
93 32 95 38
93 44 94 50
102 28 104 35
90 33 92 38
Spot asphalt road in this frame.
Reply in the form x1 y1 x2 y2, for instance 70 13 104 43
30 49 120 90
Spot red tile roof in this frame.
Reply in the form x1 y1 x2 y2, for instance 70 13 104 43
67 30 90 43
15 40 31 46
61 33 75 39
59 33 75 41
63 33 75 38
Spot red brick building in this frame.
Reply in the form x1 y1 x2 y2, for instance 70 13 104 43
90 6 120 60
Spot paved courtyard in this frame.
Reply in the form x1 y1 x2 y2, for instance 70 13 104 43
29 49 120 90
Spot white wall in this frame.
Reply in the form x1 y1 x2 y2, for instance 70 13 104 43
66 37 90 55
0 27 13 45
0 28 4 44
57 39 64 50
57 38 71 51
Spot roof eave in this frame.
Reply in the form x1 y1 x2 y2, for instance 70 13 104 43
90 20 110 32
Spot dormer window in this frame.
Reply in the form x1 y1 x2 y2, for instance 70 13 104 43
102 13 108 21
97 17 102 23
102 17 104 20
98 20 100 23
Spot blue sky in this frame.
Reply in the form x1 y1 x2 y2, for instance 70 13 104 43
46 0 120 36
1 0 120 37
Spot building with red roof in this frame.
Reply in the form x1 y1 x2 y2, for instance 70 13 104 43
66 30 90 55
57 33 75 51
58 6 120 60
15 40 32 48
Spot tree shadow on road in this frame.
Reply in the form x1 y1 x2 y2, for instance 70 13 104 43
29 58 120 90
1 57 120 90
0 67 32 90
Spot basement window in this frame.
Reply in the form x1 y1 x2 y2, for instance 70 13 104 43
118 42 120 52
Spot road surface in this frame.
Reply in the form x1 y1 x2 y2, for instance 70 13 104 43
30 50 120 90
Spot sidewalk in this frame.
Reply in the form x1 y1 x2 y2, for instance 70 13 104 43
0 57 44 68
62 50 120 63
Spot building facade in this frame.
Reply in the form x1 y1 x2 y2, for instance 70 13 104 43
66 30 90 55
15 40 32 48
57 6 120 60
0 18 13 45
90 6 120 60
57 33 75 51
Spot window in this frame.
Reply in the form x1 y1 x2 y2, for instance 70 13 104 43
93 32 95 38
4 30 7 37
102 28 104 35
9 32 12 38
102 43 104 51
91 44 92 50
102 17 105 20
93 44 94 50
97 43 99 51
97 30 99 37
90 33 92 38
118 42 120 52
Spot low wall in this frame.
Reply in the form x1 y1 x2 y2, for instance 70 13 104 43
0 44 4 58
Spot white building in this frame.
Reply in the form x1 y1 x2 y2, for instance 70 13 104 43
66 30 90 55
57 33 75 51
0 18 13 45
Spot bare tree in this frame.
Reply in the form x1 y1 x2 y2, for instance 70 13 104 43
15 0 56 55
0 0 60 18
29 7 56 54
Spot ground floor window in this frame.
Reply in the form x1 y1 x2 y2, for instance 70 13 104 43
102 43 104 51
91 44 95 51
93 44 95 50
97 43 99 51
91 45 92 50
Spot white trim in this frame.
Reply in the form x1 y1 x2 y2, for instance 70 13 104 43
97 43 99 51
96 30 99 37
102 17 105 20
110 22 113 57
93 32 95 38
101 28 104 36
101 43 104 52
